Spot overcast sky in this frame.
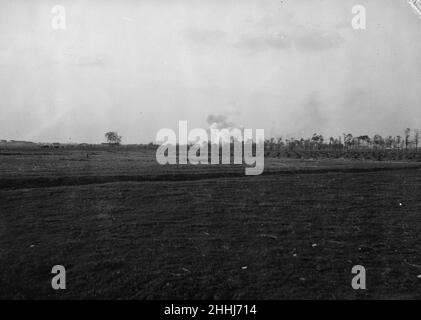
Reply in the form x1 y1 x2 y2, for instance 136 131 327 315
0 0 421 143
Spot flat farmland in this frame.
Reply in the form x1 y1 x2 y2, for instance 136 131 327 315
0 148 421 299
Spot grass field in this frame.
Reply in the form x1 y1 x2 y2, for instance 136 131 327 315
1 148 421 299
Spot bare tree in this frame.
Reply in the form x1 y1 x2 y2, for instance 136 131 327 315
373 134 383 149
396 135 401 150
270 137 275 151
404 128 411 151
386 136 393 149
343 133 353 150
415 129 420 151
277 137 283 150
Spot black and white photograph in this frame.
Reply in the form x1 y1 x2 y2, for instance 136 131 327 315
1 0 421 305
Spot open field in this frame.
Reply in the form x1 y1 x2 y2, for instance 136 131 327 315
1 148 421 299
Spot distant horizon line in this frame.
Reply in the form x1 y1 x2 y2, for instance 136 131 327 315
1 128 420 147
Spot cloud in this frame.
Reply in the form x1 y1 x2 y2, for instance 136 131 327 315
206 114 244 143
206 114 236 129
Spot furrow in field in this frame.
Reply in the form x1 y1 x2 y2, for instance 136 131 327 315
1 165 420 190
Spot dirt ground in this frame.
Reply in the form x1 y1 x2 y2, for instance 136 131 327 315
0 148 421 299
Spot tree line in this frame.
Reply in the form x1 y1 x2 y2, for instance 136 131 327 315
264 128 421 151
